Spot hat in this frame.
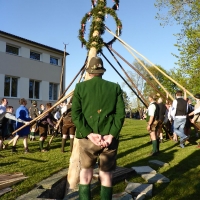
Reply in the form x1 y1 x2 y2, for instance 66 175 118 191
32 100 37 105
86 57 106 74
195 93 200 99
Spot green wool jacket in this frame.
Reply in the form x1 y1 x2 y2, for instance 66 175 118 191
72 76 125 139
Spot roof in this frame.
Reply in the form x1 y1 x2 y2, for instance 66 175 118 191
0 30 69 56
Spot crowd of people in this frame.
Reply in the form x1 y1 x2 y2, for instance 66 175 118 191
1 56 200 199
0 96 75 154
146 90 200 156
0 56 125 200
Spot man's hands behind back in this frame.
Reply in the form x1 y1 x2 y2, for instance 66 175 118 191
87 133 113 148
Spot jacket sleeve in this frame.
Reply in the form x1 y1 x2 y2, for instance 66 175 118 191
108 85 125 139
72 84 93 138
5 113 26 123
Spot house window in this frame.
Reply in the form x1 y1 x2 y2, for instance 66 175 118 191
50 57 58 65
29 80 40 99
49 83 58 100
4 76 18 97
30 51 40 61
6 45 19 55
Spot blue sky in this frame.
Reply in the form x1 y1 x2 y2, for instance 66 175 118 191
0 0 180 96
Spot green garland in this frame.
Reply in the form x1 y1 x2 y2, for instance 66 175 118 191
79 0 122 52
91 0 119 9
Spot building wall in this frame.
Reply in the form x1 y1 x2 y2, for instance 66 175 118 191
0 32 65 110
0 52 61 82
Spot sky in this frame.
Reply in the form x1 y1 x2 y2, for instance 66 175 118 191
0 0 180 98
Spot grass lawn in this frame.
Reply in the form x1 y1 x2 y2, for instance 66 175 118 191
1 119 200 200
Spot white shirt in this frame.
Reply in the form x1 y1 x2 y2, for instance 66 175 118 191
54 111 61 120
0 104 6 114
168 106 173 121
61 105 67 115
194 106 200 115
148 102 156 116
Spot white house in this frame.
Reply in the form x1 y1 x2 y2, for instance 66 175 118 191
0 30 69 110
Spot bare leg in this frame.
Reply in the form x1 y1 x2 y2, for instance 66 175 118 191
80 168 93 185
79 169 93 200
13 135 19 146
23 137 28 149
0 138 2 150
99 170 112 187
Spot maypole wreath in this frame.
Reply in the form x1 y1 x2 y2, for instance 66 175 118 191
79 0 122 52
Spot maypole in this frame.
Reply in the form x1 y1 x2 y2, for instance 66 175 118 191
65 0 122 194
79 0 122 80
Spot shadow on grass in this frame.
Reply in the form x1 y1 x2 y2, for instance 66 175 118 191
46 143 62 150
117 138 177 162
0 161 18 166
118 138 200 199
152 149 200 200
119 134 150 142
19 156 48 162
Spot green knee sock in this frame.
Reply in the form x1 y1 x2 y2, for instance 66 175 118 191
70 138 74 152
61 139 66 152
39 140 44 150
79 184 91 200
100 185 113 200
152 140 158 153
30 132 35 136
157 139 160 152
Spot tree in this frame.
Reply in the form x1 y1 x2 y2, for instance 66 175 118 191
122 90 130 110
122 60 148 108
143 64 177 98
123 59 176 103
155 0 200 94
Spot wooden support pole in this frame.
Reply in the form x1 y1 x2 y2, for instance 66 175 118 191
107 45 167 101
121 42 174 100
11 91 73 136
101 51 148 107
105 26 195 99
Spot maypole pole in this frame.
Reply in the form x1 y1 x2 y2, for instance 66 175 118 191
79 0 122 80
65 0 122 194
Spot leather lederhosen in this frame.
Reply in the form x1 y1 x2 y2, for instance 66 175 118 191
62 105 76 136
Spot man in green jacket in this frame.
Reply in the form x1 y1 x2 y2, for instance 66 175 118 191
72 56 125 200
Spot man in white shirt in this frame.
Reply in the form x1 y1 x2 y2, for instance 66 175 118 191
188 94 200 137
146 94 159 156
0 98 8 150
0 98 8 114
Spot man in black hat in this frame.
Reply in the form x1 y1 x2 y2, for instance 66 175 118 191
72 56 125 200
